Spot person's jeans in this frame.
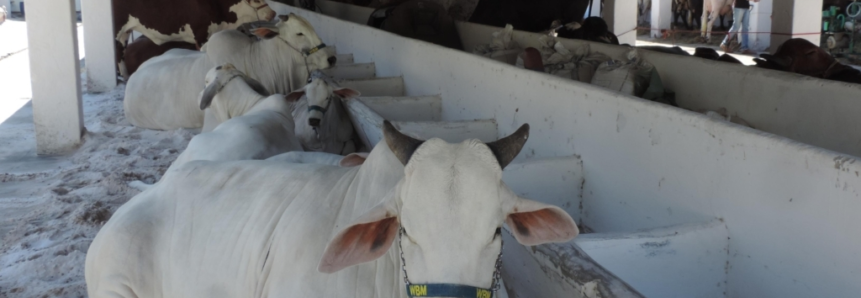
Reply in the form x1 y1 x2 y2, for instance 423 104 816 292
723 7 751 50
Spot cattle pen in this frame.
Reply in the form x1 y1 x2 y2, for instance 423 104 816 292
270 2 861 297
2 0 861 297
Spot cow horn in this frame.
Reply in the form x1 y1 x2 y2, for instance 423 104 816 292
241 75 270 97
485 124 530 169
383 120 424 165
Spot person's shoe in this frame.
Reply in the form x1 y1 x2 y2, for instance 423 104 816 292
740 49 756 55
720 43 732 53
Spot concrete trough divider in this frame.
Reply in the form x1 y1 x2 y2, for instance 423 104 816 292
335 53 353 64
277 4 861 297
500 230 645 298
339 76 405 97
574 220 729 298
393 119 498 143
502 156 584 223
344 98 386 149
316 0 373 25
359 96 442 121
322 62 376 80
292 0 861 158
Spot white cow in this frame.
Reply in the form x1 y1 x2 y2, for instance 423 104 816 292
86 121 579 298
266 151 369 167
286 71 361 155
124 14 333 130
700 0 733 41
167 64 304 171
201 70 361 155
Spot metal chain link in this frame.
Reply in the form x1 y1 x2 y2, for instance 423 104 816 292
397 226 504 293
398 227 411 286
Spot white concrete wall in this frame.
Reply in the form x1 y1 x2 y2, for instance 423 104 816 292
82 0 117 92
26 0 84 155
273 5 861 297
456 22 861 159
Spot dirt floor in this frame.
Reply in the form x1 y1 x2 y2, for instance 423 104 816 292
0 17 194 298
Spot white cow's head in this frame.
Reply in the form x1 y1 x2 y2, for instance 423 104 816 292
199 64 270 114
250 14 335 71
230 0 276 24
319 121 579 295
286 72 360 128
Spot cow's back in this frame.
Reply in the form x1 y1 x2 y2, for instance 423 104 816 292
168 109 302 171
87 161 364 298
124 49 212 130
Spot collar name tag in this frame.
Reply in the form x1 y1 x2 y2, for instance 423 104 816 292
406 284 493 298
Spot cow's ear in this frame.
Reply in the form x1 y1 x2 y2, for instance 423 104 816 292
318 198 399 273
333 87 361 100
285 88 306 102
505 198 579 246
252 28 279 39
339 152 369 167
199 80 221 110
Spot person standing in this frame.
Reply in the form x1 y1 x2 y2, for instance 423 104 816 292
720 0 759 54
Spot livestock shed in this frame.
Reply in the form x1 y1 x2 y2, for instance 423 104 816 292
4 0 859 297
270 2 861 297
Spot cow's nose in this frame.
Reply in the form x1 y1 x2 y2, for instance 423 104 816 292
309 118 321 127
327 56 337 65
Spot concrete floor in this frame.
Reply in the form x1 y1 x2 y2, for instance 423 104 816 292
0 17 85 241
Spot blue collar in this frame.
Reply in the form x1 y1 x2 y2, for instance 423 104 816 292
406 284 493 298
307 105 327 114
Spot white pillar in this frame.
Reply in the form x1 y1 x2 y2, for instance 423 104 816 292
82 0 117 92
26 0 84 155
748 0 772 52
604 0 638 45
589 0 602 17
771 0 822 51
651 0 672 38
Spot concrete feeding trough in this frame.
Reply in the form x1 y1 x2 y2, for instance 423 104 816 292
271 2 861 297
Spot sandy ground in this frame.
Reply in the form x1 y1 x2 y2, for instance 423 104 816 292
0 19 194 298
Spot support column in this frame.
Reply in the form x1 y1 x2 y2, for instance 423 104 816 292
604 0 638 45
771 0 822 51
82 0 116 92
651 0 672 38
26 0 84 155
748 0 772 51
589 0 602 17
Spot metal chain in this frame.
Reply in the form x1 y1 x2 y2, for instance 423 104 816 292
397 226 504 292
491 234 504 293
398 227 411 286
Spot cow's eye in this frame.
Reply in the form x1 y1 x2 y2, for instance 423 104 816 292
297 33 304 36
494 227 501 237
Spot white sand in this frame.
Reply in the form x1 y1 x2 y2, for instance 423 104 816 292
0 85 194 297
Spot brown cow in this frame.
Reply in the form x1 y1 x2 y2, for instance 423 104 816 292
519 47 545 72
123 36 197 79
754 38 861 84
112 0 276 78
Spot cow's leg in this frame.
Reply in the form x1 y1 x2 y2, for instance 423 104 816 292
705 10 719 40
